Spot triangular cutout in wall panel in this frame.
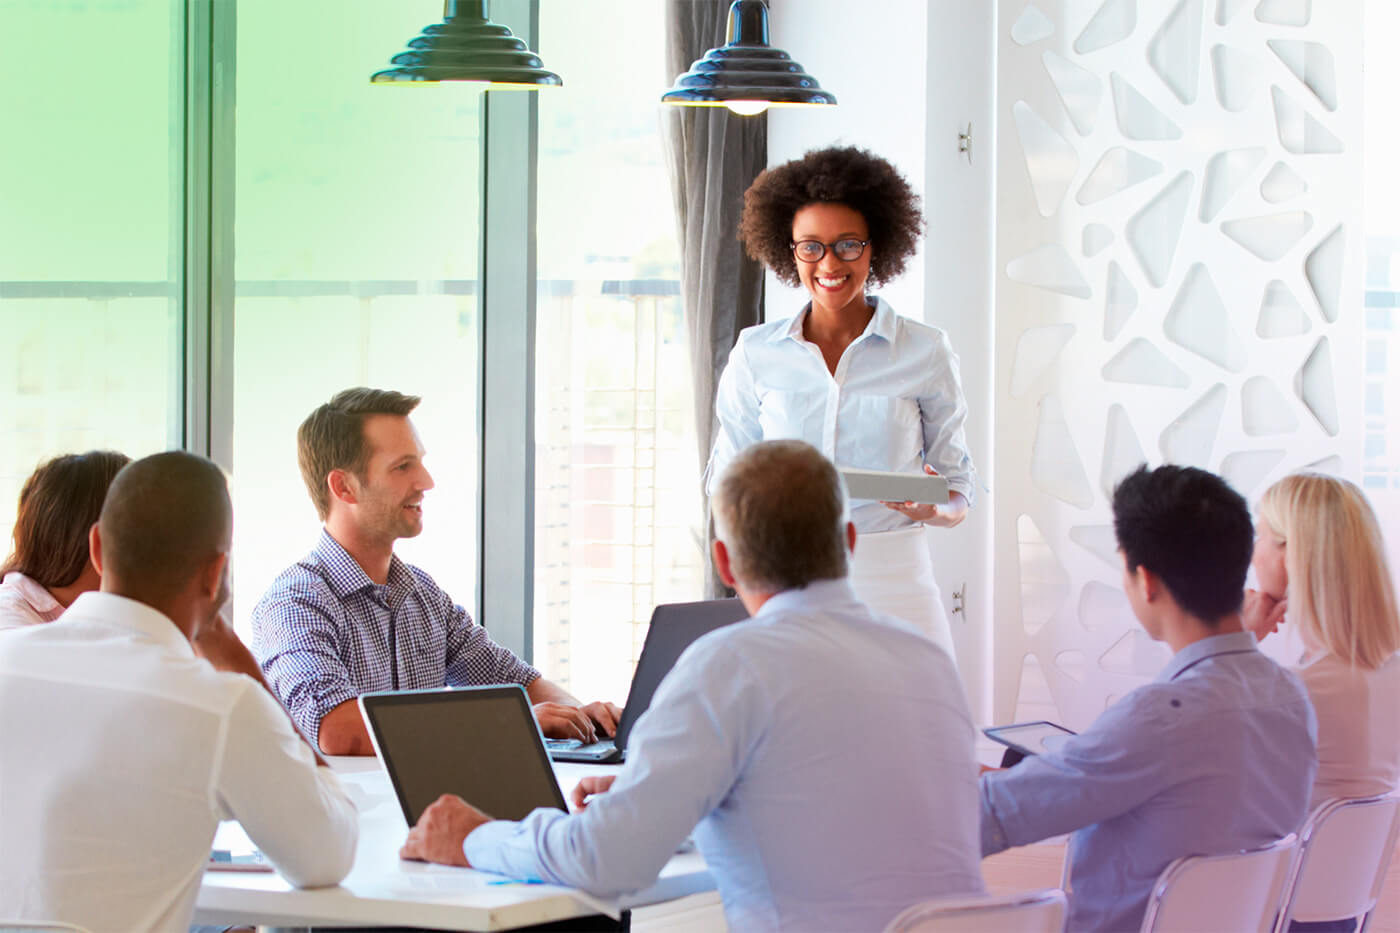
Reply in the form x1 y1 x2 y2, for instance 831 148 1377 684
1212 44 1266 113
1044 50 1102 136
1078 147 1163 205
1256 280 1312 338
1149 0 1203 104
1260 162 1307 203
1013 101 1081 217
1102 338 1190 388
1076 0 1137 53
1268 39 1337 111
1200 147 1266 222
1160 383 1227 466
1007 243 1093 298
1126 171 1193 287
1012 3 1056 45
1163 264 1248 372
1111 73 1183 140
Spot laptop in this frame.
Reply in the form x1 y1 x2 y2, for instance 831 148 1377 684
547 598 749 764
360 684 567 825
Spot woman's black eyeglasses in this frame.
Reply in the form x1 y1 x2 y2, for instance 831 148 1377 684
790 238 869 263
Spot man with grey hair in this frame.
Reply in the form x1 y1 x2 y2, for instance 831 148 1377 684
398 440 985 931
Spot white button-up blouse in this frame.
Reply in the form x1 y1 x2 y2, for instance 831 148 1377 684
705 297 976 533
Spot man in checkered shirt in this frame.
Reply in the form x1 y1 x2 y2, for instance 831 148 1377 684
251 387 620 755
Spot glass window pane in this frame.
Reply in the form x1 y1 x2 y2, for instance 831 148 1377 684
0 0 182 535
534 1 702 703
231 1 481 638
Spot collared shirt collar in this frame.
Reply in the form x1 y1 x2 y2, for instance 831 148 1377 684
312 527 413 600
1 571 62 616
756 576 861 619
1156 630 1260 683
770 297 896 350
64 591 193 658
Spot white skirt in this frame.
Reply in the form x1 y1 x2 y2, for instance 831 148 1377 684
849 524 956 663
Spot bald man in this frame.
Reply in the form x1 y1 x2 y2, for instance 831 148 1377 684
0 451 358 932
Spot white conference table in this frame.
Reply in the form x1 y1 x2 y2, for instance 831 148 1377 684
195 757 715 931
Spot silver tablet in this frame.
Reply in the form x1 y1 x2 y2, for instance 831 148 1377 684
839 468 950 504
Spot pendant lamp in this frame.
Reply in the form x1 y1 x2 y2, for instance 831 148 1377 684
372 0 562 88
661 0 835 115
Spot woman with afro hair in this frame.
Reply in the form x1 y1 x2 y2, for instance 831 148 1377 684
704 146 976 661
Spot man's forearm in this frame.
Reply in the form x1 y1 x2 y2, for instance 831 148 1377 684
317 698 376 756
526 676 580 706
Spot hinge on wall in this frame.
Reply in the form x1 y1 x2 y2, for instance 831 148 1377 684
951 582 967 616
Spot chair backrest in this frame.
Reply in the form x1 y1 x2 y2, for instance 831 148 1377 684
884 889 1068 933
1139 834 1297 933
1275 793 1400 930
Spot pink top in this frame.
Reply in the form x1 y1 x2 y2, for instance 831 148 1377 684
1296 650 1400 809
0 572 63 630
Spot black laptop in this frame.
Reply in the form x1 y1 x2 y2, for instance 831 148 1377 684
546 598 749 764
360 684 568 825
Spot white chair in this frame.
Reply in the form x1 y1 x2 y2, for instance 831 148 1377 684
883 889 1068 933
1139 834 1297 933
1274 793 1400 932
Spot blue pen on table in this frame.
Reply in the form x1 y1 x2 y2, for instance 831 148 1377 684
486 878 547 886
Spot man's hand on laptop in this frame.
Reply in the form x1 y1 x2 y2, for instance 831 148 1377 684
570 775 617 811
400 794 491 868
581 701 623 738
533 702 599 743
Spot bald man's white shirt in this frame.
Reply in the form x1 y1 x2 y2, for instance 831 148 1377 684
0 592 357 932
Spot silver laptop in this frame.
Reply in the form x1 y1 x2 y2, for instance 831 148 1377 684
546 598 748 764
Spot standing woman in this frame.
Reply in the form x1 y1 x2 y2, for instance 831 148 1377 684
705 146 975 660
0 450 130 630
1246 473 1400 808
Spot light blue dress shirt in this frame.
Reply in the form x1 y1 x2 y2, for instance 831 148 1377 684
980 631 1317 933
464 578 986 931
705 297 976 533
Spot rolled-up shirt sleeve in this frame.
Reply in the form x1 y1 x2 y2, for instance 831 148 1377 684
464 639 761 897
215 680 358 888
704 339 763 496
251 588 357 744
920 330 976 506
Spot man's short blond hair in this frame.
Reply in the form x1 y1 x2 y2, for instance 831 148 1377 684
711 440 848 592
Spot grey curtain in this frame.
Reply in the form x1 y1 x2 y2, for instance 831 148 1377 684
663 0 767 597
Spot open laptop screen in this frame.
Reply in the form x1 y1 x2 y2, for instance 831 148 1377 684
361 685 567 825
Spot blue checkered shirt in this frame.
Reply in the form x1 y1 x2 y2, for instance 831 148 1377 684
252 529 540 742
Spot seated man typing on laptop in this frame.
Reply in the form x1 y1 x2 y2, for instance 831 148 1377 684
980 465 1317 932
252 387 619 754
400 440 986 931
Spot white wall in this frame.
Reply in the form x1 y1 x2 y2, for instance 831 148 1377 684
768 0 998 722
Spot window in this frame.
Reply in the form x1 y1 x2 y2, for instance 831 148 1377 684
533 0 704 702
229 0 482 636
0 0 183 535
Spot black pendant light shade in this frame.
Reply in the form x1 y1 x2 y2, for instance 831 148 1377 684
372 0 562 88
661 0 835 115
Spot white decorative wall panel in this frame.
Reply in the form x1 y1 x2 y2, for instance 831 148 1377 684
994 0 1363 725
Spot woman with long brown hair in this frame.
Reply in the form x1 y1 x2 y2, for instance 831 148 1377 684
0 450 129 629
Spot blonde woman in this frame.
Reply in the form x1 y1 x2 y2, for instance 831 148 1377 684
1245 473 1400 807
